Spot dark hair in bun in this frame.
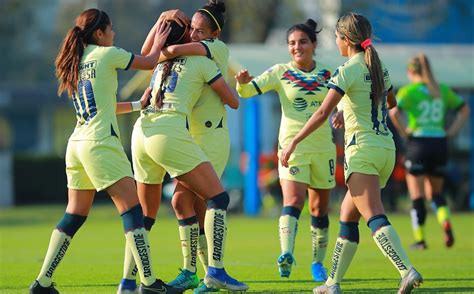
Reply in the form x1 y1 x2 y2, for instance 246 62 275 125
198 0 226 31
286 18 322 43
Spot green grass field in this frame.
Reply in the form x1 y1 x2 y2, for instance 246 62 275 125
1 204 473 293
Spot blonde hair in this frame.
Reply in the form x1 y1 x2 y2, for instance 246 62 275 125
408 54 440 98
336 13 384 105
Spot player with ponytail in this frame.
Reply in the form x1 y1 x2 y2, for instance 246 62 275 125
280 13 423 293
30 8 186 294
389 54 469 250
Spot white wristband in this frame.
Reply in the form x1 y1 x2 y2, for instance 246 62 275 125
131 101 142 112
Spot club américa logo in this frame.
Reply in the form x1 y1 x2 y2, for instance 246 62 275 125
289 166 300 175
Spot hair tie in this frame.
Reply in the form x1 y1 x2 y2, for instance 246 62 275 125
361 38 372 50
198 8 221 31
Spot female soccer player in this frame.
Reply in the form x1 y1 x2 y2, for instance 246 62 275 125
118 2 236 293
389 54 469 250
29 8 184 294
236 19 335 282
129 18 248 292
279 13 423 293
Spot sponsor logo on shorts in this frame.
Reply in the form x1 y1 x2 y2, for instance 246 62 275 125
289 166 300 175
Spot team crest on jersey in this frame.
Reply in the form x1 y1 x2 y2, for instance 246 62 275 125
281 69 330 95
289 166 300 175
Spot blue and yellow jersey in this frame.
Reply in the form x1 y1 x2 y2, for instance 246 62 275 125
396 82 465 137
69 45 134 140
189 39 229 134
328 52 395 150
135 55 222 128
237 61 334 153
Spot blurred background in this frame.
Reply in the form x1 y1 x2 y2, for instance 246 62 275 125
0 0 472 216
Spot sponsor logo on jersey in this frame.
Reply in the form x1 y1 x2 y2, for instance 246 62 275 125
293 97 308 111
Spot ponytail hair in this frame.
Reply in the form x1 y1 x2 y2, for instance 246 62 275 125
55 9 110 97
286 18 322 43
152 21 188 109
336 13 384 105
197 0 226 32
408 54 440 97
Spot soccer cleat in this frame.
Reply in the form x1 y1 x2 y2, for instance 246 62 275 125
138 279 184 294
193 279 220 293
313 283 342 294
117 278 138 294
398 267 423 294
443 221 454 248
204 267 249 291
409 241 427 250
311 262 328 282
29 280 59 294
168 268 199 290
277 253 294 278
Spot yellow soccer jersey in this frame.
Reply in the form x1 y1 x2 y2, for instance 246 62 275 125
70 45 134 141
328 52 395 150
136 55 222 128
237 61 334 153
190 39 229 134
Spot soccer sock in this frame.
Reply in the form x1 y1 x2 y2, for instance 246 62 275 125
122 216 156 280
178 216 199 273
325 221 358 287
368 214 412 278
197 229 209 274
431 194 450 224
311 214 329 264
410 198 426 242
279 206 301 255
121 205 155 286
36 213 86 287
204 192 229 269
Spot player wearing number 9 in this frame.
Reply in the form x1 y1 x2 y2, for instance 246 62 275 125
29 8 185 294
279 13 423 293
389 54 469 251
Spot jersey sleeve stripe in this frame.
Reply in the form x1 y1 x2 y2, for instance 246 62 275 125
251 80 262 95
200 41 212 59
124 54 135 70
328 83 345 96
207 73 222 85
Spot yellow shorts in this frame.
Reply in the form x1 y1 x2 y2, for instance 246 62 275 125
132 125 208 184
192 129 230 178
344 145 395 188
65 136 133 191
278 149 336 189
